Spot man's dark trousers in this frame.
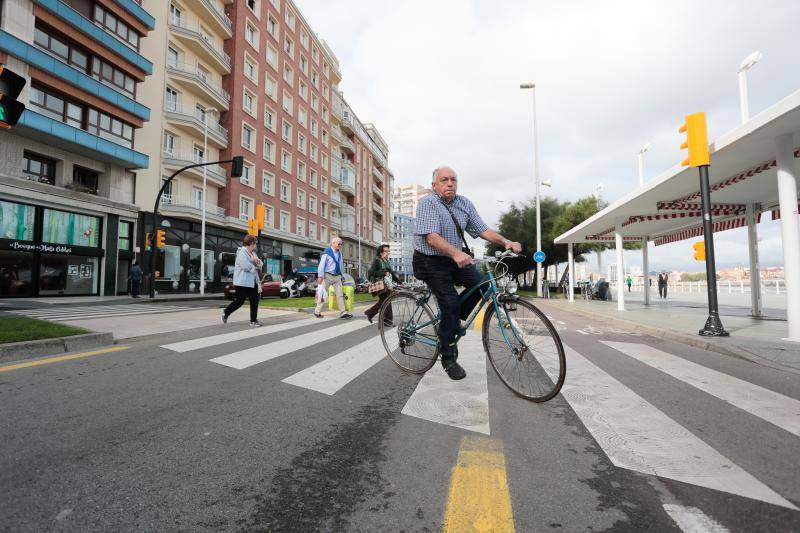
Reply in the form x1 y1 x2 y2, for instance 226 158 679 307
413 252 484 362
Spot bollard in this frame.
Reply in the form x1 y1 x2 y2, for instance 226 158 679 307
728 280 732 294
740 280 744 294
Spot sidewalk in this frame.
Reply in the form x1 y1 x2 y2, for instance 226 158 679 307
0 292 226 310
538 296 800 373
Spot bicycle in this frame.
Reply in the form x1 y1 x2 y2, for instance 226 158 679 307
378 251 566 402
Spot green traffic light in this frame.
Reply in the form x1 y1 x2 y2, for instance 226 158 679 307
0 105 6 122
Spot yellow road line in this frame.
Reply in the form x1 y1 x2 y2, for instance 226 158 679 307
0 346 129 373
443 436 515 533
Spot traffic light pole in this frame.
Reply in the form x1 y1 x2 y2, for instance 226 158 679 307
148 158 242 299
697 165 729 336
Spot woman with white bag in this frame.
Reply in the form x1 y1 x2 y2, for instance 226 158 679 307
364 244 399 325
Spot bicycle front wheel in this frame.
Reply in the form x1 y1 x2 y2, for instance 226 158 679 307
482 297 566 402
379 292 439 374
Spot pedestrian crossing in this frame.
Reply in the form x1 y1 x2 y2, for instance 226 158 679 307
8 304 196 322
157 318 800 512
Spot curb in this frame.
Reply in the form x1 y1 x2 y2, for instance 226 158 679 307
536 299 800 376
0 332 115 364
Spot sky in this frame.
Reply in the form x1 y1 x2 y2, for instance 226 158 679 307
299 0 800 272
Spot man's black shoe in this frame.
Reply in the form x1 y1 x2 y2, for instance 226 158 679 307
442 360 466 380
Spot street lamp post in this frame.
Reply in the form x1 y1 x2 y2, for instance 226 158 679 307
738 51 762 123
638 144 650 187
520 82 543 297
200 107 219 296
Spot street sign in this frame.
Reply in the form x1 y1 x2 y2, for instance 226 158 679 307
534 251 546 263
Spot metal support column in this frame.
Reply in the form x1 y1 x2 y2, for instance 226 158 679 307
746 203 763 317
615 228 625 311
642 236 650 305
775 134 800 341
568 243 575 303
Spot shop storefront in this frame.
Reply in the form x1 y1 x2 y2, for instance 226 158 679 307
0 199 109 297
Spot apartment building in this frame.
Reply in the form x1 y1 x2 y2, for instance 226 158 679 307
219 0 393 280
330 90 394 278
0 0 155 297
135 0 239 294
392 183 430 217
389 213 415 280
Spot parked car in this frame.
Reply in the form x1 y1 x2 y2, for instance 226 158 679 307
223 274 283 300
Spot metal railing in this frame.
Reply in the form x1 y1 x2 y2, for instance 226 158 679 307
164 103 229 140
166 62 230 104
169 19 231 68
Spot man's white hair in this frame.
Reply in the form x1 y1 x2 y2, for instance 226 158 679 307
331 237 343 245
431 166 457 183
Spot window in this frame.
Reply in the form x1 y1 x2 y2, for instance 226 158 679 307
270 0 280 8
73 166 99 195
245 21 259 49
312 45 319 64
244 54 257 82
282 120 292 143
240 196 253 221
193 144 205 163
265 74 277 101
165 86 179 111
262 170 275 195
94 4 140 50
296 216 305 237
282 91 293 114
321 152 328 170
266 43 278 69
22 152 56 185
280 210 290 232
299 81 308 101
321 225 328 243
169 3 182 25
118 220 133 251
264 104 276 132
298 107 307 128
323 62 330 78
297 161 306 181
308 220 316 241
243 89 255 115
192 186 203 209
322 84 329 100
298 134 307 154
281 150 291 172
264 204 274 228
321 105 329 124
321 177 328 193
284 36 294 57
263 137 275 163
85 107 134 148
310 119 318 137
246 0 259 16
285 9 296 30
300 55 308 75
297 188 306 209
280 180 291 202
167 46 179 68
283 62 294 86
309 195 317 214
321 130 328 147
41 208 100 247
320 201 328 219
163 132 175 156
241 161 254 187
309 168 318 187
311 70 319 88
310 144 318 163
242 124 255 151
311 93 319 112
267 14 279 39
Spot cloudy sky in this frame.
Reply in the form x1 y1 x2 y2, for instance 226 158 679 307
301 0 800 272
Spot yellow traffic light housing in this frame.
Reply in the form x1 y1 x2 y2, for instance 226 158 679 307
255 204 266 230
247 218 259 236
156 229 166 248
693 241 706 261
679 112 710 167
145 232 152 251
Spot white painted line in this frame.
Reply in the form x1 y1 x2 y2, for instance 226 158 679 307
162 317 321 352
401 332 490 435
20 308 194 321
539 342 797 510
602 341 800 438
210 320 371 370
282 334 397 395
557 320 566 325
576 329 589 335
662 504 730 533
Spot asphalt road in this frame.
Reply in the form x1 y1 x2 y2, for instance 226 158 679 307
1 303 798 532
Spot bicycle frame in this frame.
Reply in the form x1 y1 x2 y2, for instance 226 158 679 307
398 267 525 352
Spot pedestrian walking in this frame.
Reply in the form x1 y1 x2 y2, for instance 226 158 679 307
314 237 352 319
364 244 399 325
222 235 263 327
658 272 670 299
129 261 142 298
626 275 633 292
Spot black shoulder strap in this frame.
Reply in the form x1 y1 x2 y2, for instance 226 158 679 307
440 199 470 249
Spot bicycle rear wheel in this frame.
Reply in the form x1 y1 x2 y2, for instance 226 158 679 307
379 292 439 374
482 297 566 402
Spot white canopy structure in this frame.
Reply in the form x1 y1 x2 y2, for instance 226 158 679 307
554 89 800 341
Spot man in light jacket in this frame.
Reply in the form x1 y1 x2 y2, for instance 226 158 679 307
314 237 351 319
222 234 263 327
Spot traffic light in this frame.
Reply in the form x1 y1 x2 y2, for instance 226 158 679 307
156 229 166 248
693 241 706 261
231 155 244 177
255 204 266 230
145 232 152 251
0 67 26 129
247 218 259 236
679 112 710 167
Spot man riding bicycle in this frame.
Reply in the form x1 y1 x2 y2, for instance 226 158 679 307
413 166 522 380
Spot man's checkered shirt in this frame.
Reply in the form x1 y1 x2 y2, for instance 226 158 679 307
413 193 489 256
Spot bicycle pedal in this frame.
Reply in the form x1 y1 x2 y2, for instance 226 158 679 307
459 327 467 336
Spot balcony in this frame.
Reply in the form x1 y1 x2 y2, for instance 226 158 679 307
372 201 383 214
169 18 231 73
196 0 233 37
329 190 343 206
331 212 342 229
331 90 343 123
372 165 384 182
167 62 230 110
339 167 355 196
331 127 355 154
372 183 384 199
164 104 228 148
340 108 355 135
162 151 228 188
160 194 227 221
